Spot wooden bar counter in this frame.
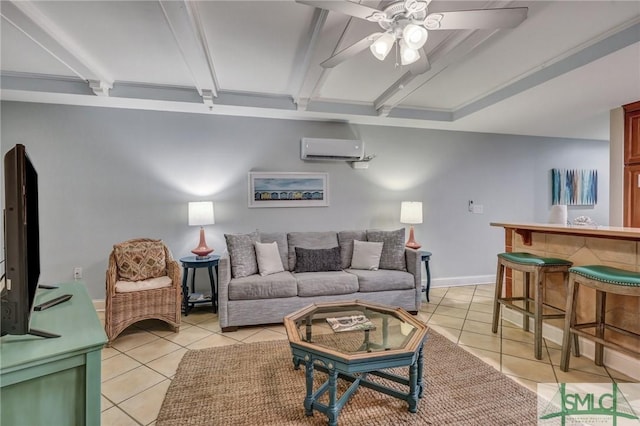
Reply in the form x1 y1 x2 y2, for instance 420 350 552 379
491 222 640 353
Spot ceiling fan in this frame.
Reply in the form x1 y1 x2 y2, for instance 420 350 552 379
296 0 528 70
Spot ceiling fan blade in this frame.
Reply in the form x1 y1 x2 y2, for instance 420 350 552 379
320 33 383 68
425 8 528 30
296 0 384 21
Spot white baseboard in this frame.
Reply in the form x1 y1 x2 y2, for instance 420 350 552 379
501 308 640 381
93 299 105 311
427 275 494 288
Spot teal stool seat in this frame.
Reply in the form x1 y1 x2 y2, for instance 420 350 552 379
561 265 640 372
492 252 575 360
569 265 640 286
498 252 572 267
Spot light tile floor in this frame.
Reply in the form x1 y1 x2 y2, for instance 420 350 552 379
99 284 637 425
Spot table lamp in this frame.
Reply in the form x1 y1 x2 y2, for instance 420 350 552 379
188 201 215 258
400 201 423 250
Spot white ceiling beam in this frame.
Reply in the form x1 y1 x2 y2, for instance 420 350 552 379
291 8 328 111
158 0 218 104
1 0 113 96
295 11 354 110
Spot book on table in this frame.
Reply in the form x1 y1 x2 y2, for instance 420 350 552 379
326 315 375 332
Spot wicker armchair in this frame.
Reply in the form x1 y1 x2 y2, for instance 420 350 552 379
105 238 181 345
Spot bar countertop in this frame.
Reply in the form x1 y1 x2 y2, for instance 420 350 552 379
490 222 640 241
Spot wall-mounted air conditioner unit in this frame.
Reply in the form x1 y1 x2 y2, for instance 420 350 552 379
301 138 364 161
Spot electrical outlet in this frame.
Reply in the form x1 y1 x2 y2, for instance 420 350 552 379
74 267 82 280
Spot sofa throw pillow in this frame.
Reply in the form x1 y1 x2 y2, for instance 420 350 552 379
338 230 367 269
294 246 342 273
114 240 166 282
350 240 384 271
254 241 285 276
366 228 406 271
260 232 289 271
225 231 259 278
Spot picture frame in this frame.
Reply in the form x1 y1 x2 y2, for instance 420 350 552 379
248 172 329 208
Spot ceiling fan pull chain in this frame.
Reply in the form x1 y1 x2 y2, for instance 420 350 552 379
394 40 400 68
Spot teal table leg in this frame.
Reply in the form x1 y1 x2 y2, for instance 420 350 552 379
408 360 419 413
304 361 314 416
327 368 339 426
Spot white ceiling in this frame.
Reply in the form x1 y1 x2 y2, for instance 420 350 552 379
1 0 639 140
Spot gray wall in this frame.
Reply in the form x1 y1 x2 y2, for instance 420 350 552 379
1 101 609 298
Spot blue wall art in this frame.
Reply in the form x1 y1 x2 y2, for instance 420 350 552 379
248 172 329 208
551 169 597 206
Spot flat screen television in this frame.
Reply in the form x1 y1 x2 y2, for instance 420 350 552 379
1 144 55 337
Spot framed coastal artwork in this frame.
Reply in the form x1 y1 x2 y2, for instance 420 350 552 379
248 172 329 208
551 168 597 205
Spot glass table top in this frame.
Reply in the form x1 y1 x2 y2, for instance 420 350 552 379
285 301 426 357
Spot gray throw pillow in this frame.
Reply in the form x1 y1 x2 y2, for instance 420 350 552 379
224 231 259 278
294 246 342 273
366 228 406 271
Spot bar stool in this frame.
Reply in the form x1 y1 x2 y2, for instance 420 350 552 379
492 252 575 360
560 265 640 372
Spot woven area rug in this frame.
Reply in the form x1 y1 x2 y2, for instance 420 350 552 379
157 330 537 425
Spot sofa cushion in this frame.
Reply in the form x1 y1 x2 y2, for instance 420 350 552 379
338 230 367 269
350 240 383 271
254 242 285 276
260 232 289 271
228 272 297 300
366 228 407 271
115 275 172 293
294 247 342 273
225 231 259 278
287 231 339 271
346 269 415 292
114 240 166 281
295 271 359 297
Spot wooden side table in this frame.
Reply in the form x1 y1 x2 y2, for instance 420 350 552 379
180 255 220 315
420 251 432 302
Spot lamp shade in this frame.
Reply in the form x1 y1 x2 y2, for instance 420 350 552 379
400 201 423 224
188 201 215 226
400 40 420 65
402 24 428 50
370 32 395 61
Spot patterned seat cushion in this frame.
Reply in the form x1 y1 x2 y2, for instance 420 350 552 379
114 240 166 281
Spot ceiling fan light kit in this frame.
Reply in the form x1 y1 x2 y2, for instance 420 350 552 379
297 0 528 70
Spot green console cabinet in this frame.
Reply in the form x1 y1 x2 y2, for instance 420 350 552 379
0 282 107 426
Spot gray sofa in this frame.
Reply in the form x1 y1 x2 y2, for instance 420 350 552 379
218 229 422 331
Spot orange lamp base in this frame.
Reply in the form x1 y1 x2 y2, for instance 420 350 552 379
405 225 421 250
191 227 214 258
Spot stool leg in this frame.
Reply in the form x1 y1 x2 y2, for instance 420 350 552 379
562 270 580 357
523 271 530 332
561 276 578 372
595 290 606 366
534 269 543 360
492 260 504 334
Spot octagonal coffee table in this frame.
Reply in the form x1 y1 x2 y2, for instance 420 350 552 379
284 300 429 426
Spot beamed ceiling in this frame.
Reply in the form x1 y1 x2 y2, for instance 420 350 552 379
1 0 640 140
